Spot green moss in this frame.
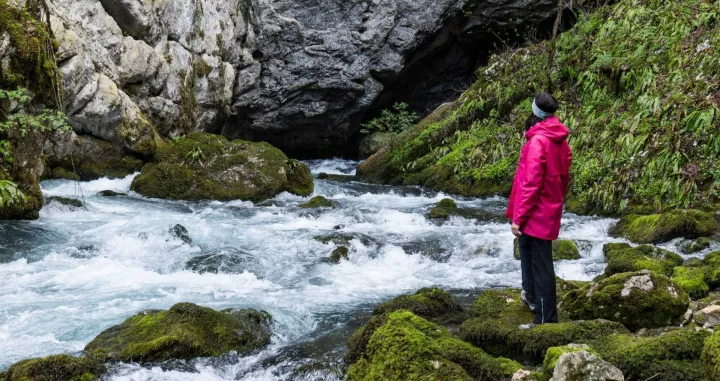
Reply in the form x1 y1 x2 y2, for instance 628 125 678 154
84 303 272 363
562 271 689 331
436 198 457 208
298 196 335 209
346 310 503 381
609 210 717 244
603 243 684 277
460 289 627 362
2 354 105 381
513 239 581 261
345 314 388 364
44 196 84 209
497 357 523 378
672 266 710 299
542 344 599 375
131 133 312 202
428 207 449 220
703 329 720 380
329 246 349 263
373 287 459 318
357 0 720 214
592 327 710 381
556 277 590 299
682 237 712 254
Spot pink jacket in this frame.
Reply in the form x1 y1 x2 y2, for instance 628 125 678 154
505 116 573 241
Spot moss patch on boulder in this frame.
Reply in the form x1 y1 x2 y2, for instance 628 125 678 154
603 243 683 277
436 198 457 208
703 329 720 381
609 209 717 244
428 207 450 220
542 344 599 375
672 266 710 299
373 288 459 318
1 354 105 381
84 302 271 363
131 133 313 202
682 237 712 254
459 289 627 362
514 239 581 261
562 271 689 331
346 310 503 381
591 327 710 381
298 196 336 208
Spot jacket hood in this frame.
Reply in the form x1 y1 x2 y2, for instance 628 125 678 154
526 116 569 142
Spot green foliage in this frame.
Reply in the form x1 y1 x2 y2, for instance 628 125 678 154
346 310 504 381
84 302 272 363
359 0 720 213
0 180 26 208
360 103 418 135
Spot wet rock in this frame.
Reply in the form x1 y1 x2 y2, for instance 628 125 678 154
98 190 127 197
131 133 313 202
0 354 105 381
592 327 710 381
328 246 349 264
428 207 450 220
84 302 272 363
185 249 260 274
549 350 623 381
694 303 720 328
44 196 85 210
609 209 717 244
316 173 359 183
287 362 343 381
562 271 690 331
298 196 337 209
169 224 191 244
373 287 460 318
458 289 628 362
514 239 581 261
345 310 503 381
401 239 450 262
682 237 712 254
602 243 683 277
359 133 394 160
314 232 376 247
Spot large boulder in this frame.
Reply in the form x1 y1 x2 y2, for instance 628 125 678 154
0 355 105 381
84 302 272 363
372 287 460 318
458 289 628 363
562 271 689 331
592 327 710 381
602 243 683 277
345 310 504 381
609 209 717 244
547 350 624 381
359 133 394 159
131 133 313 201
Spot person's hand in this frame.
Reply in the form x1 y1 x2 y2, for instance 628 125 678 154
511 223 522 237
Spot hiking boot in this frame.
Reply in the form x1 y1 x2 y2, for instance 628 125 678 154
520 290 536 312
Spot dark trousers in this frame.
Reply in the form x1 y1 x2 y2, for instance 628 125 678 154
518 234 558 324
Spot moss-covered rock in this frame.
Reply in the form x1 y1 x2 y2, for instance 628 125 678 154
513 239 581 261
131 133 313 202
427 207 450 220
373 287 460 318
459 288 628 362
329 246 349 263
316 173 358 182
497 357 523 379
609 209 717 244
436 198 457 209
1 354 105 381
98 190 127 197
703 329 720 380
346 310 504 381
542 344 599 375
682 237 712 254
672 266 710 299
345 314 388 364
314 232 376 246
603 243 684 277
556 277 590 299
591 327 711 381
84 302 272 363
562 271 689 331
298 196 336 209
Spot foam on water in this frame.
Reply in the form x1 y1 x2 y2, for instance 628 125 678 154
0 160 620 378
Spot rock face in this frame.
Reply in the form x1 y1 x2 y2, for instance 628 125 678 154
45 0 566 157
130 133 313 201
84 302 272 363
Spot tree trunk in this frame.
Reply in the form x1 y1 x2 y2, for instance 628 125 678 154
546 0 565 93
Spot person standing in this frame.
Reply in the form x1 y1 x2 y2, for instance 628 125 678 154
506 92 573 327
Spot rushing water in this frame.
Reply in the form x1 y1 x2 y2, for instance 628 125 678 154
0 159 636 379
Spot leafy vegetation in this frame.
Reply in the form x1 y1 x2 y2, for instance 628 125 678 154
360 103 418 135
359 0 720 214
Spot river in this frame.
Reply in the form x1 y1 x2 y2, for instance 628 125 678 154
0 159 621 380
